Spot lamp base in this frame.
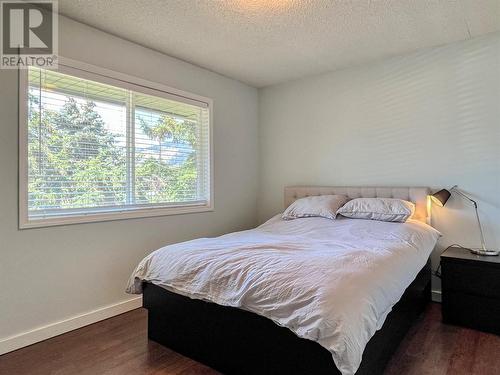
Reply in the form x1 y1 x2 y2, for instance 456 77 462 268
470 248 500 256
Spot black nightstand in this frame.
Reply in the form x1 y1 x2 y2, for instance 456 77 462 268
441 246 500 335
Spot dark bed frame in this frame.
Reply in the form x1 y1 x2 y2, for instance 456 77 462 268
143 260 430 374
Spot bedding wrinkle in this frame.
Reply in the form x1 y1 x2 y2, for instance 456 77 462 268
127 215 439 375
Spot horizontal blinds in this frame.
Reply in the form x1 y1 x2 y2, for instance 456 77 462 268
27 67 210 219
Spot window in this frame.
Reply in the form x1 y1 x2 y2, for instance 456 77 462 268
19 60 212 228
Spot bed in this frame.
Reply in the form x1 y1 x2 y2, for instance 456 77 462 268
127 186 439 375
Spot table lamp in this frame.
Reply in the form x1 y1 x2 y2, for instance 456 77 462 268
431 185 498 256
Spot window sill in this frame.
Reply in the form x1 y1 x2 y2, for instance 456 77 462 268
19 204 214 229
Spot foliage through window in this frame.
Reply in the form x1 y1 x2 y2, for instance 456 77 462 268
21 65 211 227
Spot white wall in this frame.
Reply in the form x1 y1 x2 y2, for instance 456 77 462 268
0 15 259 350
259 32 500 293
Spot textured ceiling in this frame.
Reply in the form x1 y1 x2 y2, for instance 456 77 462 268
58 0 500 87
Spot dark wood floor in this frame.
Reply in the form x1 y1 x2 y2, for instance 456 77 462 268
1 303 499 375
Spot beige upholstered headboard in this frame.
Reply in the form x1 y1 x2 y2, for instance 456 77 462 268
284 186 431 223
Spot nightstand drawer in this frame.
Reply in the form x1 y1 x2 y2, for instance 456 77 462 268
441 261 500 299
442 291 500 335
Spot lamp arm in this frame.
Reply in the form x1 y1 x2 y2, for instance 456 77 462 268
449 185 477 206
450 186 487 251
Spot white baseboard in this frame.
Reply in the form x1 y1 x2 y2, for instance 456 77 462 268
431 289 442 303
0 296 142 356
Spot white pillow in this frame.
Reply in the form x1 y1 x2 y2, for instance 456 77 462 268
336 198 415 223
282 195 350 220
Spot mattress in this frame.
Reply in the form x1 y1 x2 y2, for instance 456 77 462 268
127 215 440 375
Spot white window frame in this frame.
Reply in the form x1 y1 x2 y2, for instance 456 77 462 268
19 57 214 229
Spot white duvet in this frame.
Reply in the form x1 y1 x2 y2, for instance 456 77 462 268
127 215 440 375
